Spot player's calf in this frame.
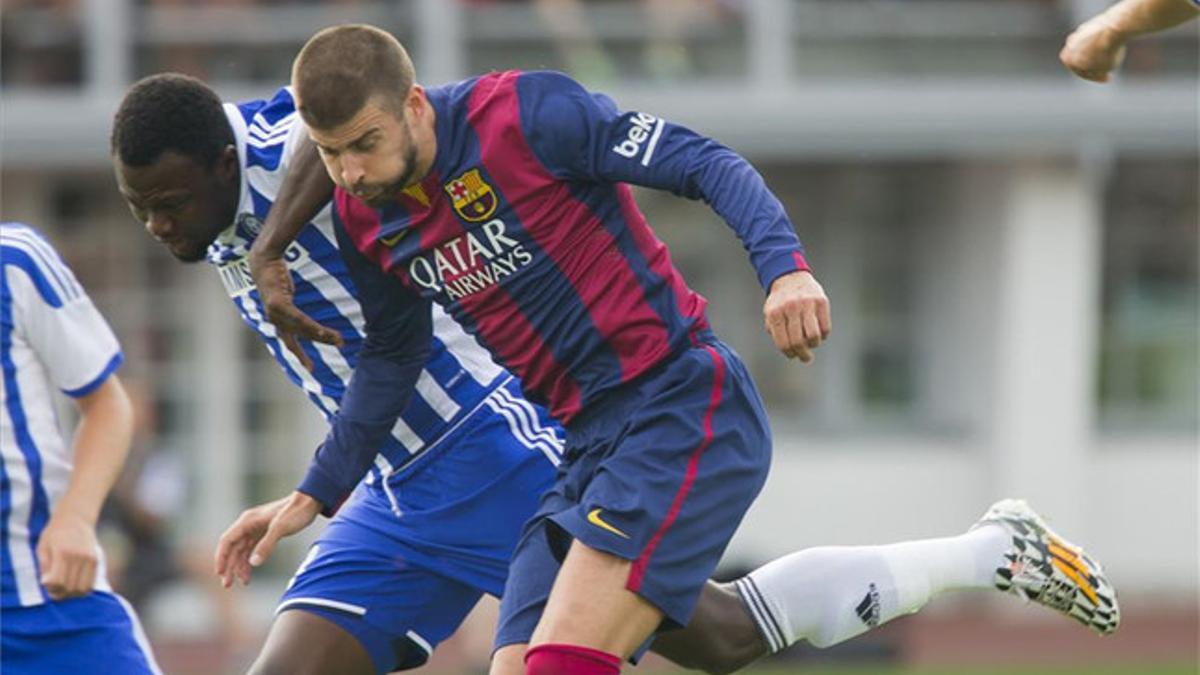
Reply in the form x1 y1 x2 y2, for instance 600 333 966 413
715 499 1117 663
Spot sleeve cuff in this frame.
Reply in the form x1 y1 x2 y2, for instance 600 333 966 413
757 250 810 293
297 461 348 518
62 352 124 398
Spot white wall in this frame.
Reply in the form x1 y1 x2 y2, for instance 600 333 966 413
731 436 1198 594
728 159 1197 596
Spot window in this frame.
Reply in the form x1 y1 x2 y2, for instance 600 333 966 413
1098 158 1199 433
645 161 968 436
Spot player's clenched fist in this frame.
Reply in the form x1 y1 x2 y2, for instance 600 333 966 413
37 511 99 600
1060 16 1127 83
1060 0 1200 83
763 270 831 363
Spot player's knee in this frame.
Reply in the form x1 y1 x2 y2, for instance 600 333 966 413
679 583 767 675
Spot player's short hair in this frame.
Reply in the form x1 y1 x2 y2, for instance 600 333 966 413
111 73 233 168
292 24 415 130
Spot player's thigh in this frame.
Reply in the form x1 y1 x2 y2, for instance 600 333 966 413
533 337 770 643
493 514 658 665
493 482 573 658
529 538 664 657
249 610 375 675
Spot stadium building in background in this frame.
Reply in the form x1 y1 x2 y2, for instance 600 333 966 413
2 1 1196 672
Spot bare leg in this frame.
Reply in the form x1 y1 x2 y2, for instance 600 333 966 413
246 610 380 675
529 540 663 655
650 581 769 674
489 643 527 675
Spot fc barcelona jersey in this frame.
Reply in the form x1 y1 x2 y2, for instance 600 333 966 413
300 70 808 508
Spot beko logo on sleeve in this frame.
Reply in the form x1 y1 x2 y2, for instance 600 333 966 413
611 111 665 166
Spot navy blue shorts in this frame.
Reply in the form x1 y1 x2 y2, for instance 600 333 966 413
1 591 162 674
496 332 772 648
280 381 560 673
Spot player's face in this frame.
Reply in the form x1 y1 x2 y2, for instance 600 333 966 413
114 148 240 263
309 91 424 208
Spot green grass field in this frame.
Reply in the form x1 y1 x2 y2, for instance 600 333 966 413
727 667 1197 675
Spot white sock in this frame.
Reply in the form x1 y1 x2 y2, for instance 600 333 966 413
734 525 1010 651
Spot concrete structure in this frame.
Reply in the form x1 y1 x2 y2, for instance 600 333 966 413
2 3 1195 652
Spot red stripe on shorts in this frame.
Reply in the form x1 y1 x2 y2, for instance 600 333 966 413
626 343 726 592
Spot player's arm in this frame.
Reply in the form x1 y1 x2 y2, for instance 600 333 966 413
1061 0 1200 82
296 204 431 513
231 198 432 573
42 376 134 600
11 247 132 600
248 131 343 367
517 71 831 361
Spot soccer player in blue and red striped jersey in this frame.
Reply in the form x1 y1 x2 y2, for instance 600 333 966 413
110 72 839 675
254 23 828 675
249 24 1121 675
109 72 831 675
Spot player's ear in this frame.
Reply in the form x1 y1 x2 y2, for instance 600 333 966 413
407 84 424 119
216 145 239 183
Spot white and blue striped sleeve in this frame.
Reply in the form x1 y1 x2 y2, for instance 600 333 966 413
237 86 307 187
2 227 123 397
276 88 309 172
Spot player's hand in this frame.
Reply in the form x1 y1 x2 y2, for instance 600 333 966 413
1060 15 1128 83
36 510 99 600
214 495 291 588
221 491 321 584
248 251 343 372
763 270 831 363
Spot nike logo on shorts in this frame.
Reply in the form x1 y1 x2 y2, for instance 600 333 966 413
587 508 630 539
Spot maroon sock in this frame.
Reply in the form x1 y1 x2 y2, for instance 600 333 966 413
525 643 622 675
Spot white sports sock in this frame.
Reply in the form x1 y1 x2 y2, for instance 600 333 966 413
734 524 1010 652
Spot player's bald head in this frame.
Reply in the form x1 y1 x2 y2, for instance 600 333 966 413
292 24 416 130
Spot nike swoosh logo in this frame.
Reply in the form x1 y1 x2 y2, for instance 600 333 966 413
587 508 629 539
380 230 409 247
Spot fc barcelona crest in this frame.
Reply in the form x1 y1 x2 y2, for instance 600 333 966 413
444 168 498 222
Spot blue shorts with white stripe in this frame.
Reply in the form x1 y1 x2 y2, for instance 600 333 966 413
1 591 162 674
278 379 561 673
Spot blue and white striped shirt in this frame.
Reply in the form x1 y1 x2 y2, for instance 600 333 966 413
1 223 122 608
210 88 532 487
